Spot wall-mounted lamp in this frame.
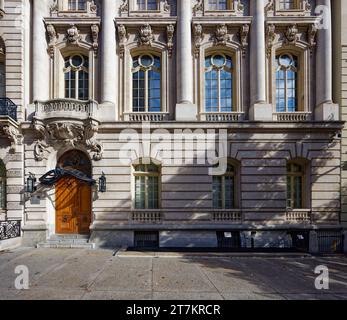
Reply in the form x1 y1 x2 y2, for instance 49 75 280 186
26 173 37 194
99 172 106 193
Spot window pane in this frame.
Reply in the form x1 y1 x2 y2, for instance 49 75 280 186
213 176 223 209
135 176 146 209
133 70 145 112
224 176 235 209
0 62 5 97
148 176 159 209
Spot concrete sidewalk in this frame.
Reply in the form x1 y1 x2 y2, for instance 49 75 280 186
0 248 346 300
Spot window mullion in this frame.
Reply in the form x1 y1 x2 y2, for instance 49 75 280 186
145 70 149 112
76 70 79 100
218 69 221 112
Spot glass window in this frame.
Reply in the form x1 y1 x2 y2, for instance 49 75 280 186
0 61 5 97
64 54 89 100
276 54 298 112
68 0 87 11
213 163 236 209
279 0 297 10
134 163 160 209
0 160 6 211
132 54 161 113
287 162 305 209
205 54 233 113
136 0 158 11
208 0 231 10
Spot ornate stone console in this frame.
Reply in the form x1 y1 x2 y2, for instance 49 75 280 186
32 99 103 161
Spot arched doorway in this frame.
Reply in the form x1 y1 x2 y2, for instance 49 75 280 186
55 150 92 235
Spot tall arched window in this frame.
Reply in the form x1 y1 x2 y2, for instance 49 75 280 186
64 54 89 100
132 54 161 113
0 160 6 212
213 162 237 209
68 0 86 11
205 54 233 113
134 162 160 209
276 53 298 113
136 0 158 11
287 161 306 209
207 0 232 10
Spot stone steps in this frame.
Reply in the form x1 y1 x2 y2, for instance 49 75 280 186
36 235 95 249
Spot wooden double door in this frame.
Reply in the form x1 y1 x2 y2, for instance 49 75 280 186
55 150 92 235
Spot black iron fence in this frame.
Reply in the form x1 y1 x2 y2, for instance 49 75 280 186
0 98 18 121
318 231 344 254
0 220 21 241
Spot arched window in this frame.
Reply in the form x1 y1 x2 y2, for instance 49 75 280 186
276 53 298 113
132 54 161 113
0 160 6 211
207 0 232 10
212 162 237 209
68 0 86 11
134 162 160 209
287 161 306 209
205 54 233 113
136 0 158 11
64 54 89 100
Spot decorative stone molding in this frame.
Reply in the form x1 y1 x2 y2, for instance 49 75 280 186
46 24 57 58
139 24 154 46
266 0 312 17
32 99 103 161
193 24 203 57
239 24 250 57
266 24 276 58
1 125 22 152
166 24 175 57
50 0 98 18
120 0 171 17
91 24 99 55
193 0 244 17
308 23 317 55
65 24 81 45
118 24 128 58
214 24 229 46
285 24 299 44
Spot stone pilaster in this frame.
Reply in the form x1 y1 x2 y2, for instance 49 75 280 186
175 0 197 121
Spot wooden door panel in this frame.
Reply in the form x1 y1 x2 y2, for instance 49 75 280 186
56 177 91 235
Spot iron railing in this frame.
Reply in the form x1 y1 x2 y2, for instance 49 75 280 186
0 98 17 121
318 231 343 254
0 220 21 241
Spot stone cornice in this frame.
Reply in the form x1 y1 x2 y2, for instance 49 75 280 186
44 17 101 27
192 16 252 26
266 16 318 25
115 17 177 27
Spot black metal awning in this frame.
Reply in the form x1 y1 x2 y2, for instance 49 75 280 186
39 168 96 186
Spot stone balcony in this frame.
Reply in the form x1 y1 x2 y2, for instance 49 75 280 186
200 112 245 122
273 112 312 122
286 209 312 223
32 99 103 161
123 112 170 122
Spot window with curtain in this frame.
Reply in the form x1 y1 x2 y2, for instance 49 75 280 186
0 161 6 211
276 53 298 113
0 61 5 97
207 0 232 10
68 0 87 11
205 54 233 113
64 54 89 100
132 54 161 113
134 163 160 209
287 162 305 209
213 162 236 209
136 0 158 11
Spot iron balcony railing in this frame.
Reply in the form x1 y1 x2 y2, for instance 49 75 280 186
0 220 21 241
0 98 18 121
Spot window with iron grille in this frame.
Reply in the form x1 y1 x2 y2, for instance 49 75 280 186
134 231 159 248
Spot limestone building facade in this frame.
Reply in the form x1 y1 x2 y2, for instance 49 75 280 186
0 0 346 252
